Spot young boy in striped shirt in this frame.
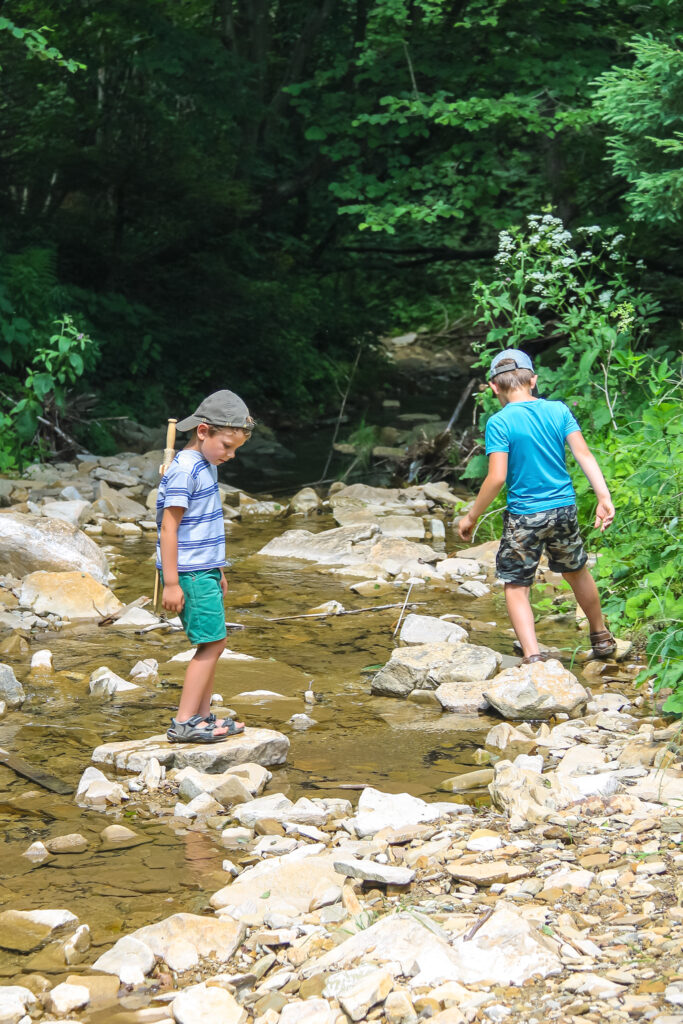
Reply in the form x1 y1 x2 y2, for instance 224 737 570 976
157 390 254 743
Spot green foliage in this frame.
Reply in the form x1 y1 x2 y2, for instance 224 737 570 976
470 214 683 709
0 14 85 72
593 35 683 224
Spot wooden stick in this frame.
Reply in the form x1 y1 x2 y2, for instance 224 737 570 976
97 595 151 627
153 418 178 608
265 602 421 623
392 580 415 637
0 746 73 795
463 906 495 942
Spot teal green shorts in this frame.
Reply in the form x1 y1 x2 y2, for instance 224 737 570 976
177 568 226 646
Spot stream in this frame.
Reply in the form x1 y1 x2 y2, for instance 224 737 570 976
0 506 593 985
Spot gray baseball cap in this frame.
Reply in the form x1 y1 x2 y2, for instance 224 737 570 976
489 348 535 379
176 390 253 432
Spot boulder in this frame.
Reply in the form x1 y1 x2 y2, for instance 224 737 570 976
377 516 425 540
333 858 415 886
129 913 244 972
435 558 482 579
211 854 346 919
44 982 89 1016
93 479 147 521
483 660 588 720
371 642 500 698
488 760 582 831
325 966 393 1021
76 766 128 808
0 909 78 952
258 525 378 564
89 666 139 696
446 905 561 984
279 999 337 1024
484 723 537 759
456 539 499 567
92 727 289 773
91 935 155 985
457 580 490 598
0 986 36 1024
0 512 109 582
0 664 25 709
20 571 122 620
399 614 468 645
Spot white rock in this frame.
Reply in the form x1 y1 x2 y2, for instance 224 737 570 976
0 664 25 709
457 580 490 598
30 649 54 671
113 607 160 626
279 999 337 1024
63 924 91 965
20 570 121 619
140 757 162 791
290 713 316 729
92 727 289 773
22 841 51 863
324 966 393 1021
180 792 223 819
131 914 244 973
211 854 346 919
89 666 139 696
400 614 468 645
44 983 89 1015
352 786 469 838
0 512 109 582
444 905 561 985
92 935 155 985
76 766 128 808
233 793 294 827
0 986 36 1024
129 658 159 680
436 557 482 579
41 499 91 527
542 867 594 892
372 642 500 698
483 660 588 720
333 858 415 886
172 983 246 1024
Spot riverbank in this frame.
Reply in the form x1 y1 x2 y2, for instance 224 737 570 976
0 450 681 1024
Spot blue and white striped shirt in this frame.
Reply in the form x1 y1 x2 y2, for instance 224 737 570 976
155 450 225 571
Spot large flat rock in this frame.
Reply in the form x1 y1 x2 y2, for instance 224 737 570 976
371 642 501 698
92 727 289 773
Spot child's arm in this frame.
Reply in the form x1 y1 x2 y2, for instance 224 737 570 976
160 506 186 612
458 452 508 541
567 431 614 531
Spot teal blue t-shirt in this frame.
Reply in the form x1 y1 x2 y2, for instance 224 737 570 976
485 399 580 514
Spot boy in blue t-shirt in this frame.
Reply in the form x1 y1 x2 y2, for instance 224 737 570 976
458 349 616 663
157 390 254 742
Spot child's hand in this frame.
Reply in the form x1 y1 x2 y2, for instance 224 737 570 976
162 583 185 614
219 572 228 598
458 512 477 542
594 498 615 532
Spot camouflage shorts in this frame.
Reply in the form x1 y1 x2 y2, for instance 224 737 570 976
496 504 587 585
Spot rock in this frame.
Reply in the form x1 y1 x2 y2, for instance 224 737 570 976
178 791 223 819
456 539 499 567
447 861 530 886
44 982 89 1015
290 488 321 514
385 990 416 1024
20 571 122 620
140 757 162 791
440 769 494 792
0 910 78 952
434 680 491 714
400 614 468 645
176 767 253 806
100 824 140 848
233 792 295 827
76 766 128 809
350 578 395 597
124 914 245 972
371 642 500 698
258 524 378 564
447 905 560 984
44 834 88 854
93 479 146 520
484 723 537 759
377 516 425 540
41 499 91 527
483 660 588 719
0 986 36 1024
466 829 503 852
489 760 582 831
325 966 393 1021
333 858 415 886
129 658 158 680
112 606 160 626
92 935 155 985
211 854 346 919
352 787 469 838
290 713 316 729
23 841 51 863
101 519 143 537
0 512 109 582
665 982 683 1006
89 666 139 696
173 983 247 1024
556 745 607 776
543 867 594 892
435 558 482 579
30 649 53 671
0 663 25 709
457 580 490 598
93 727 289 773
279 998 337 1024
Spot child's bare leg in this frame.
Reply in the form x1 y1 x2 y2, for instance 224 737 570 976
177 639 242 736
504 583 540 658
562 567 606 634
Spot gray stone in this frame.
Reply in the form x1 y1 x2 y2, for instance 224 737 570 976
333 857 415 886
457 580 490 598
483 660 588 720
290 487 321 514
434 680 491 714
0 512 109 582
92 727 289 773
0 664 25 709
371 642 500 697
41 499 91 526
400 614 468 645
258 525 378 565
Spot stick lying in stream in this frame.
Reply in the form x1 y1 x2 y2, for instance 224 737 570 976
97 595 151 627
0 746 73 795
265 602 422 623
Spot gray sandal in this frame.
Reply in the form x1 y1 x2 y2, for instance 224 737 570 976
167 714 226 744
206 712 244 736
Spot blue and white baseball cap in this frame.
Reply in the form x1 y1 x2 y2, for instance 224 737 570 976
488 349 535 379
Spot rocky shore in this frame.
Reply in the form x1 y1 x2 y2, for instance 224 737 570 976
0 450 681 1024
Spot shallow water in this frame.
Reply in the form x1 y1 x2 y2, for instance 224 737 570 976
0 510 614 983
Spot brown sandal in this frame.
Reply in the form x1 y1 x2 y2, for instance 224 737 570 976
522 653 549 665
589 629 617 659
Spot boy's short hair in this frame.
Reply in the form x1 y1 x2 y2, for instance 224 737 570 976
491 367 535 393
192 422 253 441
